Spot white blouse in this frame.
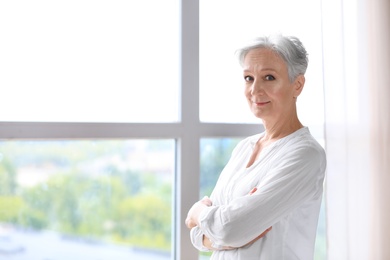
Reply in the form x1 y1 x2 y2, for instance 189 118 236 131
190 127 326 260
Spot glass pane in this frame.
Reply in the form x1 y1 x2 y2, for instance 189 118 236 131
0 139 174 260
199 0 324 127
199 138 326 260
0 1 179 123
200 138 241 198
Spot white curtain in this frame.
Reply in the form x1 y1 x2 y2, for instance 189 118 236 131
322 0 390 259
367 0 390 259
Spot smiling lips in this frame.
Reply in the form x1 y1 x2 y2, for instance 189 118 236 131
254 101 270 106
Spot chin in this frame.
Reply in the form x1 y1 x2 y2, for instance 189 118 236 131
251 112 264 120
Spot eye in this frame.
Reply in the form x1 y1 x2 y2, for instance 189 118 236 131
244 75 254 82
265 75 275 81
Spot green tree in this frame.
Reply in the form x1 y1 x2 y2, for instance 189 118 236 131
0 157 17 195
113 194 171 251
0 196 24 222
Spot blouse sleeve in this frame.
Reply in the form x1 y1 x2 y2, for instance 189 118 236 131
197 143 326 248
190 226 211 252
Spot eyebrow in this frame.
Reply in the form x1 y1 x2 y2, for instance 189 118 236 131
243 68 278 73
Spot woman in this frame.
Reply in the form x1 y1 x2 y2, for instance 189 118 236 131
185 35 326 259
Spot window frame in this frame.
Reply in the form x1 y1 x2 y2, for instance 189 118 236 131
0 1 260 259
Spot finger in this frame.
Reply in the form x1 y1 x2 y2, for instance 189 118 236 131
185 219 197 229
243 226 273 247
185 218 193 229
258 226 272 238
201 196 212 206
249 187 257 195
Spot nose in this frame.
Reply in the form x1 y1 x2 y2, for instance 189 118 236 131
250 80 264 95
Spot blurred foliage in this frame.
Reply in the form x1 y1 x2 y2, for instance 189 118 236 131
0 196 24 222
114 194 171 249
0 140 173 252
0 157 17 195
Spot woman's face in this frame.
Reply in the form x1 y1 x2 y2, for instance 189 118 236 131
243 48 304 121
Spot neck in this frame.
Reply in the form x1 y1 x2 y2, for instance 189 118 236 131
261 114 303 141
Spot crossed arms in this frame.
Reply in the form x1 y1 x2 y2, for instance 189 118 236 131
185 187 272 251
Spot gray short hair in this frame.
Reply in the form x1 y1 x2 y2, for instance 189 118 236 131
236 35 308 82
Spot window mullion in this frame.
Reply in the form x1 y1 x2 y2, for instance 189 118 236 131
0 122 183 139
176 0 200 259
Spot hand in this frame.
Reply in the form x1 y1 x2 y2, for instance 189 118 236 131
185 196 212 229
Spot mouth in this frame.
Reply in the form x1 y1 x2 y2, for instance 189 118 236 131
253 101 270 106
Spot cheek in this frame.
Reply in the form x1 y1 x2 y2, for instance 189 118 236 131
244 86 251 98
270 85 292 100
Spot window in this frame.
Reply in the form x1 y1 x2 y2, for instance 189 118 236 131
0 1 326 259
0 1 179 123
0 140 174 259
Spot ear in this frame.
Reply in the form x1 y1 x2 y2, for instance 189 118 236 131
292 74 305 98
